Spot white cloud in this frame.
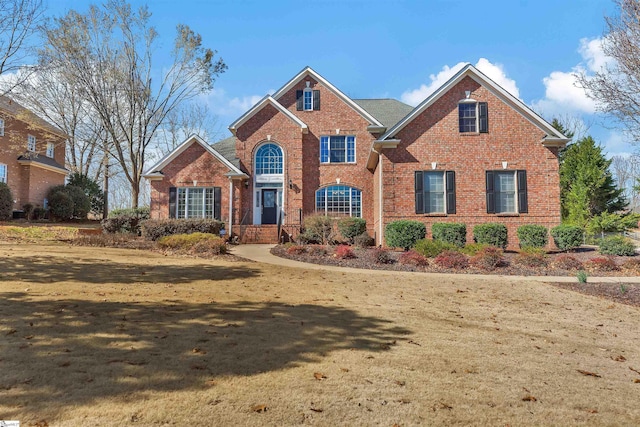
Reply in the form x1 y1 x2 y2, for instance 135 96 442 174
579 37 613 72
400 58 520 106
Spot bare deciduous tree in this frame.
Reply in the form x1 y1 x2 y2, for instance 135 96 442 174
578 0 640 144
0 0 44 93
41 0 226 207
611 154 640 209
155 100 221 157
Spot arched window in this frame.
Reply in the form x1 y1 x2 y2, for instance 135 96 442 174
315 185 361 217
255 143 283 175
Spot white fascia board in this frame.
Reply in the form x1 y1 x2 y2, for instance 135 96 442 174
228 95 308 134
142 134 244 178
271 66 384 127
379 64 570 142
17 159 68 175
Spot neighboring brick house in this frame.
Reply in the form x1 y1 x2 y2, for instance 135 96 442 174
0 95 68 213
144 64 569 247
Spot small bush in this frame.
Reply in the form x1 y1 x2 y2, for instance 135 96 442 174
32 206 47 220
48 190 74 220
385 220 426 250
469 247 505 271
585 256 619 272
337 217 366 243
141 218 224 241
22 203 34 221
431 223 467 247
551 225 584 251
434 250 469 269
157 233 226 254
64 185 91 219
108 207 150 220
577 271 588 283
517 225 548 248
398 250 429 267
598 235 636 256
459 243 490 256
102 215 140 234
514 247 548 268
0 182 13 220
302 215 335 245
473 223 508 249
372 247 394 264
552 254 583 270
353 232 375 248
334 244 355 259
307 245 328 256
286 245 307 255
413 238 457 258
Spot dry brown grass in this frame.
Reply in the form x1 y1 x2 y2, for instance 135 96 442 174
1 242 640 426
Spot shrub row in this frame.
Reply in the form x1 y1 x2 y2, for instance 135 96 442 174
157 232 227 255
102 206 152 235
141 218 225 241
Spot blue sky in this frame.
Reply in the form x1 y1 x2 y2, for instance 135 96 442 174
46 0 630 155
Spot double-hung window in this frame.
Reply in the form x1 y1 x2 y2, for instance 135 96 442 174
458 101 488 133
46 143 55 158
296 87 320 111
320 136 355 163
0 163 7 183
486 170 528 214
27 134 36 152
414 170 456 214
316 185 361 217
0 118 4 136
169 187 221 219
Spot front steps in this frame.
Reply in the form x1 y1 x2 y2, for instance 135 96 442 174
240 225 280 244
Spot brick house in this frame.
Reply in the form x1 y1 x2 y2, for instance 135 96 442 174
144 64 569 247
0 95 68 213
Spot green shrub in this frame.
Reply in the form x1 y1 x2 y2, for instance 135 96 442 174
302 215 335 245
68 172 105 216
385 220 426 250
469 247 505 271
46 184 90 220
64 185 91 219
0 182 13 220
577 271 588 283
108 206 150 220
398 250 429 267
141 219 224 241
517 225 548 248
48 190 74 220
459 243 490 256
337 217 366 243
413 238 457 258
434 250 469 269
598 235 637 256
473 223 508 249
353 232 375 248
550 225 584 251
32 206 47 220
157 233 226 255
103 206 151 235
431 222 467 247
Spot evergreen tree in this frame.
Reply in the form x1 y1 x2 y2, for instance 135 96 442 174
559 135 627 225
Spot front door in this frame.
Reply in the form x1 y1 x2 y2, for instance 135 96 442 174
261 189 278 224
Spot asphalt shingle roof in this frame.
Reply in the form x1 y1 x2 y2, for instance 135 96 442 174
211 136 241 169
352 99 414 129
17 154 68 172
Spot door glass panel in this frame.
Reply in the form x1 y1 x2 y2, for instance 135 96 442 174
264 190 275 208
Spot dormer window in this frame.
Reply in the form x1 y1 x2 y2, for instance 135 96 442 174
296 82 320 111
458 96 488 133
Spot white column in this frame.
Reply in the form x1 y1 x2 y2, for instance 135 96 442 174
228 179 233 232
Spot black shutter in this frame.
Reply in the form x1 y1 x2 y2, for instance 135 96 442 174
486 171 495 214
446 171 456 214
169 187 177 218
313 90 320 110
478 102 488 133
213 187 222 220
296 90 303 110
517 170 528 213
415 171 424 214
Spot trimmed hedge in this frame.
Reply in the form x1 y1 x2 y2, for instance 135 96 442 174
157 232 227 255
48 190 74 220
102 206 151 234
385 220 426 250
473 223 508 249
598 235 636 256
517 224 548 248
337 217 366 243
550 225 584 251
431 223 466 247
108 207 150 220
0 182 12 220
141 218 225 241
413 238 457 258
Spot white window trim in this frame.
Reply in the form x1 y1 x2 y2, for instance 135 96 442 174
494 170 518 214
421 170 446 214
176 187 216 219
303 87 313 111
0 163 7 183
315 185 362 218
458 100 478 133
320 135 356 164
46 142 55 158
27 134 36 152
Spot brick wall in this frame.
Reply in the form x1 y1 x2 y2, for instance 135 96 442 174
381 76 562 248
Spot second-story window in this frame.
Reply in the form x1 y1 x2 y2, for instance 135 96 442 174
0 118 4 136
320 136 355 163
46 143 55 158
27 134 36 152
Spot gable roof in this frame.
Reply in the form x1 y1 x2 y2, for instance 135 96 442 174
0 95 67 138
353 99 414 129
379 64 570 143
271 66 384 128
17 154 68 175
210 136 241 169
143 134 247 180
228 95 308 135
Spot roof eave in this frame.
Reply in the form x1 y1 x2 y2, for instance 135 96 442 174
542 137 571 148
17 159 68 175
366 139 401 170
228 95 308 134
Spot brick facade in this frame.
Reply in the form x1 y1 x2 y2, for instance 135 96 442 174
145 66 566 247
0 104 67 211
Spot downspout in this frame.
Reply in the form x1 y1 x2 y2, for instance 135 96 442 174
374 147 383 246
228 178 234 236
